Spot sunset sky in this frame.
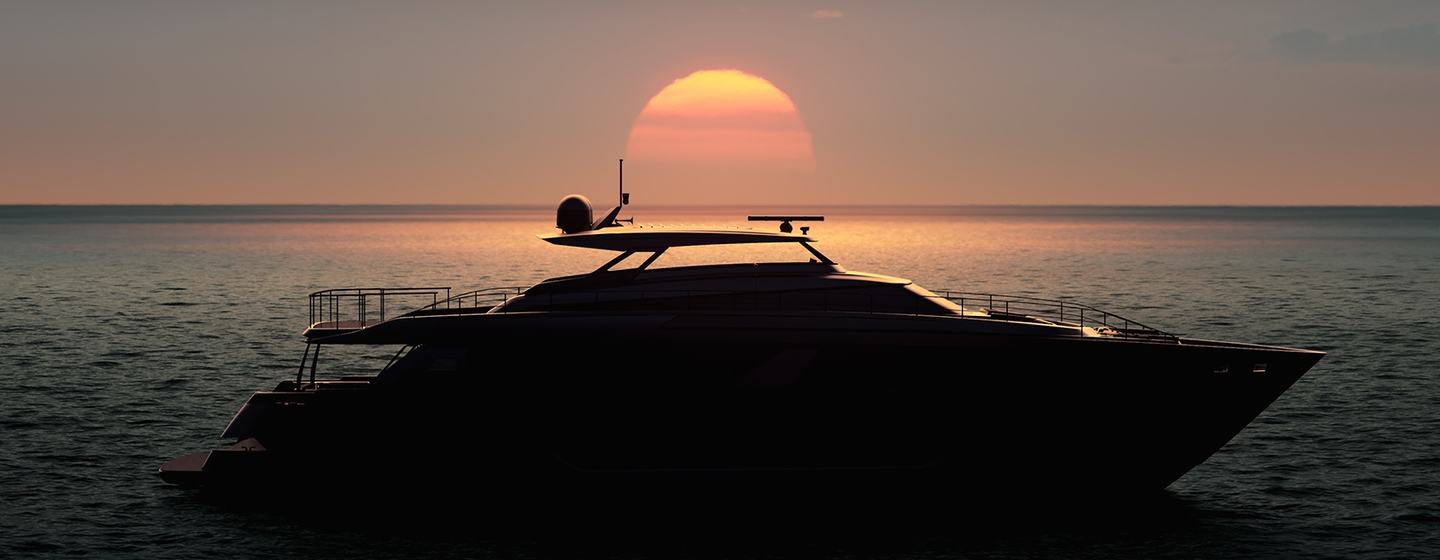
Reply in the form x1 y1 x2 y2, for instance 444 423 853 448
3 1 1439 205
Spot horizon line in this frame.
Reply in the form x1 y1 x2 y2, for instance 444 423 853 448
3 203 1439 209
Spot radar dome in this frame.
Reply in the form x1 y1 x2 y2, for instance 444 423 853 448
556 195 594 234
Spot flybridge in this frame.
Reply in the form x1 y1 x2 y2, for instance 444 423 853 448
296 158 1179 351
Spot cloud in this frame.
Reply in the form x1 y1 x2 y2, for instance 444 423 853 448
1270 23 1440 65
810 9 843 20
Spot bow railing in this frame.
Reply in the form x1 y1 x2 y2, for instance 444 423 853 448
933 290 1175 340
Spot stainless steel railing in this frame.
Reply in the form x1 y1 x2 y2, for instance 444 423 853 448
308 287 452 328
309 285 1176 341
932 290 1175 340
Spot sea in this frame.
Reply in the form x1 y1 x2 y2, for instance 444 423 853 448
1 205 1437 559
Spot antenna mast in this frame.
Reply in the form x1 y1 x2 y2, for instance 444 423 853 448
618 158 626 206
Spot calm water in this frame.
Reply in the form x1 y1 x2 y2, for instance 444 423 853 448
2 206 1438 559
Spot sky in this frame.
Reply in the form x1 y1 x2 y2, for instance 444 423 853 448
3 1 1439 205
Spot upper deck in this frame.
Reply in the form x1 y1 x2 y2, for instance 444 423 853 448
300 216 1178 344
302 267 1177 344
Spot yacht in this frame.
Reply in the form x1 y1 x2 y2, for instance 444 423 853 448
159 177 1324 500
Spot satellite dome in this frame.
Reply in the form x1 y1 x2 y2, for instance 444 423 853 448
556 195 594 234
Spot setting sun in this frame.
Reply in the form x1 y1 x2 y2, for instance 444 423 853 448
4 5 1435 558
626 69 814 167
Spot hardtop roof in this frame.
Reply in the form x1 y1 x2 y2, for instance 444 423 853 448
539 228 816 252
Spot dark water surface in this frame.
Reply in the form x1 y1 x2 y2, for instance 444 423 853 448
2 206 1437 559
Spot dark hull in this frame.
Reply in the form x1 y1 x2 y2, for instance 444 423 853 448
161 312 1323 500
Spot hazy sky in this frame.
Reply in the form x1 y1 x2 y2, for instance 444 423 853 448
3 1 1439 205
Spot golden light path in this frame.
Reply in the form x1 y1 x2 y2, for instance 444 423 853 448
626 69 814 168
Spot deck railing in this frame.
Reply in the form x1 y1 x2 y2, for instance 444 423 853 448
932 290 1175 340
409 287 528 313
308 287 452 328
307 286 532 329
310 285 1176 341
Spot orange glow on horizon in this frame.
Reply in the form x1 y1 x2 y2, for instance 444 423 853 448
626 69 814 168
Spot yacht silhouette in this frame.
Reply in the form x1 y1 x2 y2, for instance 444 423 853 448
160 168 1323 502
